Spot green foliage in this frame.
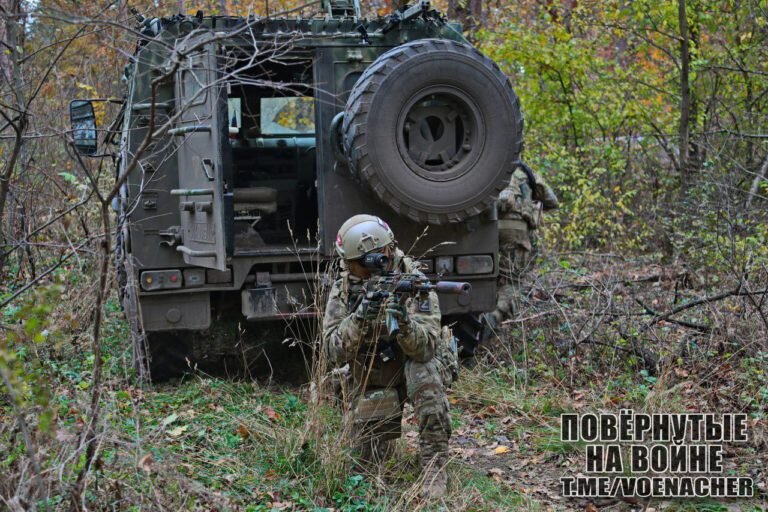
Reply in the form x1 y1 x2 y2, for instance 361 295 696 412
481 0 768 259
479 2 670 251
0 283 64 435
664 189 768 273
739 351 768 419
455 465 539 511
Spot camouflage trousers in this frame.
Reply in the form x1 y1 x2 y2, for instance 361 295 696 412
346 351 453 467
405 355 453 466
494 236 539 323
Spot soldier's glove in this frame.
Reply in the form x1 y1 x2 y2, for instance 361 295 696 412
384 296 409 331
355 298 383 322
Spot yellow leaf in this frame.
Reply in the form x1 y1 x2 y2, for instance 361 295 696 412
494 445 510 455
76 82 96 93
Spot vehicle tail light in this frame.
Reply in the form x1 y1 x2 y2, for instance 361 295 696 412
456 255 493 275
140 270 183 291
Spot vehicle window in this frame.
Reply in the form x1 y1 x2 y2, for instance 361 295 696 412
260 97 315 135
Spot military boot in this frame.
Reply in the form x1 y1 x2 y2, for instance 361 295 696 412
420 452 448 499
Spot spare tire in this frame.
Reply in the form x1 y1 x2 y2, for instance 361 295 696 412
342 38 524 224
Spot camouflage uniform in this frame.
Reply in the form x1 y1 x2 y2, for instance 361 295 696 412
494 167 558 322
323 250 457 474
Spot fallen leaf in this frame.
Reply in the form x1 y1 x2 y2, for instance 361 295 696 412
585 504 598 512
487 467 504 482
264 406 280 422
494 445 510 455
167 425 188 437
161 413 178 427
508 458 527 470
236 424 251 439
138 453 153 473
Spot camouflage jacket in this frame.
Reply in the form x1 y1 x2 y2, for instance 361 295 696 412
498 168 559 228
322 250 442 366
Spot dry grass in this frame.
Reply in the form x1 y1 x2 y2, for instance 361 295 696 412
1 251 767 510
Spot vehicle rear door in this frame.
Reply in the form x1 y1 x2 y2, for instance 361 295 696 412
172 38 227 271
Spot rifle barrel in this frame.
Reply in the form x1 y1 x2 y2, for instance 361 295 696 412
434 281 471 295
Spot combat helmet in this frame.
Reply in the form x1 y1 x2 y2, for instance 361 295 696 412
335 214 395 260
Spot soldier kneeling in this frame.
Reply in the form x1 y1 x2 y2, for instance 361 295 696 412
322 214 458 499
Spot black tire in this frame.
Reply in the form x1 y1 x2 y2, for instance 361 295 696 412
147 333 192 382
342 38 524 224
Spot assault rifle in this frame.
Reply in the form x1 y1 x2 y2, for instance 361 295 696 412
359 269 470 338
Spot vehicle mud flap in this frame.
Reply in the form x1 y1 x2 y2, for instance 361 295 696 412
242 273 277 320
224 191 234 255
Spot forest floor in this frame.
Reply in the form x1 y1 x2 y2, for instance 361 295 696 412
2 254 767 511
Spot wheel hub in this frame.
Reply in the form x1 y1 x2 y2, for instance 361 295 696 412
398 88 483 182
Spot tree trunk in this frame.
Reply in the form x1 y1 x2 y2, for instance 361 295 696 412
0 0 26 259
677 0 692 197
0 0 9 77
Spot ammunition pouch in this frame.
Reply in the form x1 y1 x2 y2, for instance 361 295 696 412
351 356 404 388
439 326 460 383
499 218 532 252
508 196 542 229
351 387 403 441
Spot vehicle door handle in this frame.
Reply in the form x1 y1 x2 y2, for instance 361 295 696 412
202 158 214 180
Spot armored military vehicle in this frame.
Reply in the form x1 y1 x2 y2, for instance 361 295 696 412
70 0 524 379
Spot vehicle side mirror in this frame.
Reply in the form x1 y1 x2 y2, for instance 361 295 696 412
69 100 98 156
